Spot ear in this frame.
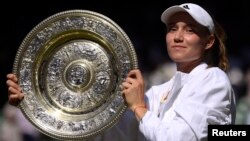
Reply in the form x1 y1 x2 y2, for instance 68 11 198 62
205 34 215 50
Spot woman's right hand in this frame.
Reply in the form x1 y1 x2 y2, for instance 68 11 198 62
6 73 24 106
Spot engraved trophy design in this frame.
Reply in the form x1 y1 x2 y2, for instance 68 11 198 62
13 10 138 140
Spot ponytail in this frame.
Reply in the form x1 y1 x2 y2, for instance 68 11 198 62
205 21 229 72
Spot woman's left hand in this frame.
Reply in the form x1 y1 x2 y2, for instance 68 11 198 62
122 69 146 111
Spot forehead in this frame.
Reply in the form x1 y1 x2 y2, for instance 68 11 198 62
167 12 210 36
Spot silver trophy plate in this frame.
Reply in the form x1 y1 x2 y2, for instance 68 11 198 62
13 10 138 140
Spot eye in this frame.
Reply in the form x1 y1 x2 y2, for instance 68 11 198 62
186 27 194 33
167 26 177 32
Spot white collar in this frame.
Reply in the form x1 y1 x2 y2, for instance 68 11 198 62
189 62 208 76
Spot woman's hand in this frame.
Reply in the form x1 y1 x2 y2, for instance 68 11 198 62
122 69 146 111
6 73 24 106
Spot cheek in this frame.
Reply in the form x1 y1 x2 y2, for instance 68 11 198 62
166 34 172 49
166 33 171 42
167 43 204 62
188 48 203 58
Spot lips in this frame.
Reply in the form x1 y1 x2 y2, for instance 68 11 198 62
171 45 186 49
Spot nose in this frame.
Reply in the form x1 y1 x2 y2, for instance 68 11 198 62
174 30 184 42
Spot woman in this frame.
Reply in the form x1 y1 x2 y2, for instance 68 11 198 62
122 3 235 141
7 3 235 141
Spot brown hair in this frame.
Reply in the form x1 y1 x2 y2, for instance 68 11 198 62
204 21 229 72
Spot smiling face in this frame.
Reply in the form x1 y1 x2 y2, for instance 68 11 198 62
166 12 214 72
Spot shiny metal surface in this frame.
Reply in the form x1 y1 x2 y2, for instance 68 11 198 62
13 10 137 140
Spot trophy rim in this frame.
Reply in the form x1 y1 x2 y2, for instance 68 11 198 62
13 9 138 140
